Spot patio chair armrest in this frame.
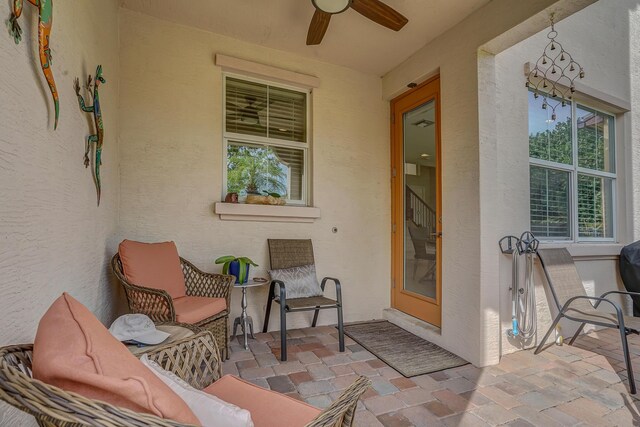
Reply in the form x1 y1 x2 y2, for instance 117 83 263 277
321 277 343 303
599 290 640 300
0 344 193 427
181 258 234 303
145 330 223 390
155 321 203 334
305 376 371 427
562 295 635 330
563 295 623 316
124 283 175 323
273 279 286 302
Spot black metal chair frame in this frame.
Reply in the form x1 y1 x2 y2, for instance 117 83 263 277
534 248 640 394
262 240 345 361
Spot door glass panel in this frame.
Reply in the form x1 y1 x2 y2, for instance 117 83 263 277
403 100 437 299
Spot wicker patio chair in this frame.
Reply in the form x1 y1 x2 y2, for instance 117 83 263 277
534 248 640 394
0 330 371 427
112 253 234 359
263 239 345 361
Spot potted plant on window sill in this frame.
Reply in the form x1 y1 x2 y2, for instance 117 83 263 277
246 191 286 206
245 180 264 204
215 256 258 284
228 145 288 205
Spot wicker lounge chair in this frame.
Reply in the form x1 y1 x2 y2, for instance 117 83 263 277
535 248 640 394
0 330 370 426
263 239 345 361
112 253 234 359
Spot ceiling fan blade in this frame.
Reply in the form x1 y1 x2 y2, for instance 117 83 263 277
307 9 332 45
350 0 408 31
251 98 275 112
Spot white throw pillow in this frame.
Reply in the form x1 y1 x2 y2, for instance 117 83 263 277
140 355 254 427
269 264 324 299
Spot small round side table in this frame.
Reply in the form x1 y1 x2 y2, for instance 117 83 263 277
233 280 268 350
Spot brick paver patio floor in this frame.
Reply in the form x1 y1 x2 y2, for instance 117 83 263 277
222 326 640 426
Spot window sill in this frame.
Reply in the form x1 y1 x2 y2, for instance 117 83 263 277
538 242 622 260
214 202 321 223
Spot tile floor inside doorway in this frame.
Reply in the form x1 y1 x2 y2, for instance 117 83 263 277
223 326 640 426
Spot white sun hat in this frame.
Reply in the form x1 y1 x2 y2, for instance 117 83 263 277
109 314 171 345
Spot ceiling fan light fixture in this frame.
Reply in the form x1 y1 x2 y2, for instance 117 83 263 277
413 119 434 128
312 0 352 14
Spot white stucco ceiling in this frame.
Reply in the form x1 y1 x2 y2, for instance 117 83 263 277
119 0 491 76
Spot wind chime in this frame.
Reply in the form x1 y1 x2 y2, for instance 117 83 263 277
526 14 585 120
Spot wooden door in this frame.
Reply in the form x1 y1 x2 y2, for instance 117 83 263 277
391 76 442 327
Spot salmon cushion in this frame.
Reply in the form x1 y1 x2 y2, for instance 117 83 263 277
118 240 186 299
33 293 201 426
173 296 227 324
204 375 321 427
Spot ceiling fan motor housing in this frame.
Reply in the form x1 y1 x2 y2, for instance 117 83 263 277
312 0 353 14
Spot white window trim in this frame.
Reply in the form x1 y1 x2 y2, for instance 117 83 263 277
213 202 321 223
529 96 618 243
215 54 320 89
222 72 312 206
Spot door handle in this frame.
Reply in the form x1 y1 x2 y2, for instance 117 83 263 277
431 232 442 238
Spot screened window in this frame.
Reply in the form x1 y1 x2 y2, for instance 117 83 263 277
224 75 309 204
529 90 616 241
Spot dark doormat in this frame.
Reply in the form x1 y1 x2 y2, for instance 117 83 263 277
343 320 468 377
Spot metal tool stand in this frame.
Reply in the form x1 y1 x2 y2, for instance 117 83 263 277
499 235 520 338
499 232 539 342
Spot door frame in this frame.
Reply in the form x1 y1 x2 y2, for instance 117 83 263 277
390 75 442 327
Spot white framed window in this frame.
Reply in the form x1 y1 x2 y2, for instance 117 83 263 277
528 89 617 242
223 73 310 205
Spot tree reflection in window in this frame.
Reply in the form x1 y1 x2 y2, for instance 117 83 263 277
528 89 616 240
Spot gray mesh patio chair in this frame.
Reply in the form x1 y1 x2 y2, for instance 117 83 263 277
263 239 345 361
407 223 436 280
535 248 640 394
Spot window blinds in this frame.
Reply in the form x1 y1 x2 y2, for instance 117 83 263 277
225 77 307 143
577 174 613 238
530 166 571 239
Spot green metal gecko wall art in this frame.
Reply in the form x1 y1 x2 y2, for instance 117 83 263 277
8 0 59 129
74 65 106 206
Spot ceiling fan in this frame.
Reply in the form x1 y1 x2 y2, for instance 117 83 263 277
307 0 408 45
227 95 269 125
228 96 295 128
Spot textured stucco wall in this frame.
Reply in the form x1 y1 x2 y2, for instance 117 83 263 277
0 0 120 424
382 0 597 366
117 10 390 332
631 3 640 241
494 0 640 356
